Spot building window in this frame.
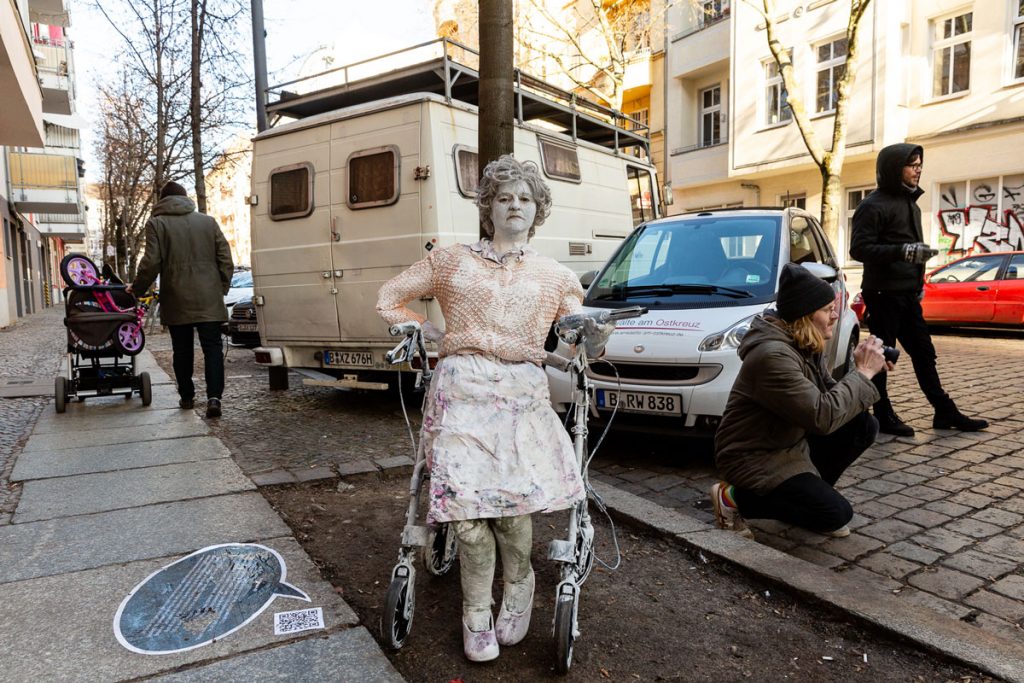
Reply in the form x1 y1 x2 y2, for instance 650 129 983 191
538 139 582 183
626 108 649 131
1014 0 1024 80
845 186 874 263
815 37 848 113
699 85 722 147
780 193 806 209
764 59 792 126
699 0 730 27
269 163 313 221
347 146 400 209
932 11 972 97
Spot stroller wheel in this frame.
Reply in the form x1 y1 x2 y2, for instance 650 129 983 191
140 372 152 406
381 575 415 650
422 523 458 576
60 254 99 288
55 376 68 414
553 593 577 674
115 323 145 356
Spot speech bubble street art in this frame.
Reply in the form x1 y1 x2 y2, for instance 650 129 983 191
114 543 310 655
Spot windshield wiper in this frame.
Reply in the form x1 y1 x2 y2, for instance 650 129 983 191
593 283 754 300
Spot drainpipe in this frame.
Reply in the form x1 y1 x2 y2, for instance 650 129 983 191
661 0 672 212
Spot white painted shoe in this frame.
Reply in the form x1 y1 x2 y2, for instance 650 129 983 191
495 569 534 646
462 611 499 662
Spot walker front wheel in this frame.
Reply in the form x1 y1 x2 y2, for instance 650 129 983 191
553 593 577 674
381 575 415 650
423 523 458 576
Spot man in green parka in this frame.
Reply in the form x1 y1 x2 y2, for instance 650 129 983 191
129 182 233 418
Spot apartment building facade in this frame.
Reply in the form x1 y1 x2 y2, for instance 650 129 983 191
664 0 1024 271
0 0 86 327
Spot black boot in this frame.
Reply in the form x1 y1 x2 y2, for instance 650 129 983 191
933 407 988 431
876 409 914 437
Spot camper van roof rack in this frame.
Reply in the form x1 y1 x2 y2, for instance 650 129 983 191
265 38 650 157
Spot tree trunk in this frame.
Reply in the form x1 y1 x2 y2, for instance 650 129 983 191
478 0 514 237
820 166 843 246
190 0 208 213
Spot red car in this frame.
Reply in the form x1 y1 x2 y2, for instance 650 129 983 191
851 251 1024 329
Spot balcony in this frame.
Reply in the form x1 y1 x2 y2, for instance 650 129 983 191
669 13 730 80
35 211 86 239
9 151 81 213
622 49 653 99
669 140 729 187
28 0 70 27
34 39 73 114
0 0 45 146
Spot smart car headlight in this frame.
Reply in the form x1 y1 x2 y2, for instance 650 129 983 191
698 314 756 352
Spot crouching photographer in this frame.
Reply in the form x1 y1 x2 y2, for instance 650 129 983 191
711 263 891 539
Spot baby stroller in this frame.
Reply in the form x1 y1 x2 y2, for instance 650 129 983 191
55 254 152 413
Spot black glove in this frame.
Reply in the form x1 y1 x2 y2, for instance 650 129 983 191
902 242 938 264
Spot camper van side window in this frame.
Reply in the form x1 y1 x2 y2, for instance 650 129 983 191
538 139 582 183
269 163 314 220
347 146 400 209
454 145 479 197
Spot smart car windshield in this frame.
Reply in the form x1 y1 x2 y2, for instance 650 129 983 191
586 215 781 309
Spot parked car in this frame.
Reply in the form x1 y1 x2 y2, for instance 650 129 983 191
921 251 1024 327
228 297 261 347
852 252 1024 329
546 207 860 435
224 270 253 317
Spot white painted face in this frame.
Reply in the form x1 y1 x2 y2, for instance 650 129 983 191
490 180 537 241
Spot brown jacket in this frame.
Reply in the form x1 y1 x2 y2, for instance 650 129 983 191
132 195 234 326
714 315 879 494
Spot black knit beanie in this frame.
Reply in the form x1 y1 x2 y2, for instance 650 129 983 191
160 181 188 199
776 263 835 322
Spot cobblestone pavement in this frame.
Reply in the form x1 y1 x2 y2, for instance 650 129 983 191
0 307 67 524
589 328 1024 644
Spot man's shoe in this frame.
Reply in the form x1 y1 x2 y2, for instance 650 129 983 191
933 410 988 432
876 411 914 437
711 482 754 539
206 398 222 419
179 397 194 410
827 525 851 538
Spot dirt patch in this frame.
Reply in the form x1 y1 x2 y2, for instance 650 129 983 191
262 473 993 682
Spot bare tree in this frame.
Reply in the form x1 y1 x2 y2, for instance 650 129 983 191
752 0 873 241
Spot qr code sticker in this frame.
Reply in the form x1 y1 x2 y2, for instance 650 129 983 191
274 607 325 635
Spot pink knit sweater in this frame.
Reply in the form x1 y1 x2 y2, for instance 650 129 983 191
376 241 583 364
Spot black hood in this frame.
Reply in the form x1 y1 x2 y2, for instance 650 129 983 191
875 143 924 196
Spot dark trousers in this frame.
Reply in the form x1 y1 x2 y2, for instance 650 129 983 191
168 322 224 400
734 412 879 532
861 290 954 414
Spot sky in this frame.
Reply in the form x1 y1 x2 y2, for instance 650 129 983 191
70 0 437 183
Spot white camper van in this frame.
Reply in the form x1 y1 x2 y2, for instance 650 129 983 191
250 40 659 390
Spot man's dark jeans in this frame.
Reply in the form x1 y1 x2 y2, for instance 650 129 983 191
734 412 879 532
168 322 224 400
861 289 953 414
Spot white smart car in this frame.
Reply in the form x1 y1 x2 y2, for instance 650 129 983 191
547 207 860 435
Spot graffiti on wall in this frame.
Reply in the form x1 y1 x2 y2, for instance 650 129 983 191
937 176 1024 254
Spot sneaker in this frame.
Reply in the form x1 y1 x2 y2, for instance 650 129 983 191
876 410 914 437
179 397 194 410
711 482 753 539
933 410 988 432
827 525 851 538
205 398 222 419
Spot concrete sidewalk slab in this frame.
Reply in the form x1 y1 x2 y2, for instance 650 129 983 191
0 493 289 583
13 459 254 523
153 627 405 682
22 420 208 452
29 408 199 435
0 537 358 683
594 480 1024 683
11 435 229 481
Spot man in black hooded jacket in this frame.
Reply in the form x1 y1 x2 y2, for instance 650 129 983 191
850 143 988 436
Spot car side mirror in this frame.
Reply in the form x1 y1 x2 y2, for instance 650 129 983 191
799 262 838 283
579 270 599 289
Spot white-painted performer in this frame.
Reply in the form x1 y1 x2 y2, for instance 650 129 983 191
376 155 612 662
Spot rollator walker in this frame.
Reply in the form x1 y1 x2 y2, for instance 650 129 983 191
380 306 646 673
